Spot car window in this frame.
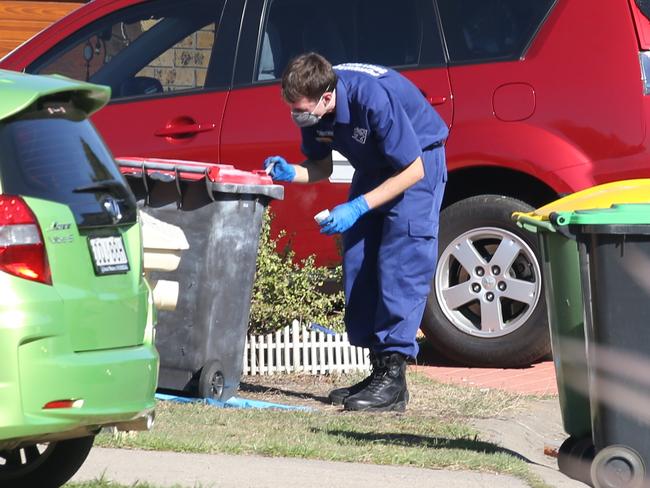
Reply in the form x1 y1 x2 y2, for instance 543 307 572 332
29 0 227 100
0 99 137 228
255 0 444 82
437 0 556 64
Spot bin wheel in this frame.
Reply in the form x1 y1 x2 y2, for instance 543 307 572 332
591 445 645 488
558 435 595 485
198 360 226 400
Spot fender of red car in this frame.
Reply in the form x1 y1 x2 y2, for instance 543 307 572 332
446 120 595 194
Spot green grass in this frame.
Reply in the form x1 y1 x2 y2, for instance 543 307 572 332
91 373 550 488
65 476 194 488
67 482 166 488
66 474 209 488
406 371 528 418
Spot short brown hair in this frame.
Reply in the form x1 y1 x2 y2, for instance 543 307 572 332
281 52 338 103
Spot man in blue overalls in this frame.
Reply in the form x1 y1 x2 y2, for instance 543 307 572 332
264 53 448 412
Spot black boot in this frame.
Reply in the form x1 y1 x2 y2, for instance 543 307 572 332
328 353 377 405
343 352 409 412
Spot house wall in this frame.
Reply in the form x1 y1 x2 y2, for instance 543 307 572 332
0 1 83 58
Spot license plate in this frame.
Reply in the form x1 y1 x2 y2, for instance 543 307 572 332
89 236 130 275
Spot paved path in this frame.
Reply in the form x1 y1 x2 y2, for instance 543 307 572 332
472 399 587 488
414 360 557 396
414 343 558 396
71 448 529 488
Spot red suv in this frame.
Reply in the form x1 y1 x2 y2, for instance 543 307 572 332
3 0 649 367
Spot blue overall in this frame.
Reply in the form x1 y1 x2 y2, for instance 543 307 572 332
301 64 448 359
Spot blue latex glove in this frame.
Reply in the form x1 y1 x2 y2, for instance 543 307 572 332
320 196 370 235
263 155 295 182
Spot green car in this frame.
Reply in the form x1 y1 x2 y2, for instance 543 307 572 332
0 70 159 487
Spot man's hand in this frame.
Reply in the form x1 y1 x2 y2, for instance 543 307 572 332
263 155 296 182
319 196 370 235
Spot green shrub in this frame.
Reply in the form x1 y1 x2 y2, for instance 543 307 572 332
249 210 345 335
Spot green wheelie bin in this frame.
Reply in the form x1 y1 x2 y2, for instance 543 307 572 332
513 179 650 485
552 202 650 488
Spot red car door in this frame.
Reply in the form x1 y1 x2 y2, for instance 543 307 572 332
220 0 453 264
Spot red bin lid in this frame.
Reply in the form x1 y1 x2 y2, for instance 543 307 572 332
116 157 275 185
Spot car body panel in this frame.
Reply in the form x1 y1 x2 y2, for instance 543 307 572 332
0 198 158 444
26 198 148 351
0 70 158 447
94 91 226 163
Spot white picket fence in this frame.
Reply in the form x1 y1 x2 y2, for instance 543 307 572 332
243 320 371 375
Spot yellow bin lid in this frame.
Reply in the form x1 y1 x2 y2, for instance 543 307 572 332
513 179 650 229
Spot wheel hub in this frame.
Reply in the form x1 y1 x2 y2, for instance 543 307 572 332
435 226 541 338
481 276 496 290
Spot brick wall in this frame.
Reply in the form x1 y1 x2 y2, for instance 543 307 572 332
138 23 215 92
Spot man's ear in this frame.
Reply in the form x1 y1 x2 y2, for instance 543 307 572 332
323 91 335 107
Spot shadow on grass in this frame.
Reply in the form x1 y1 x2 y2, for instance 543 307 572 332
239 381 331 404
316 429 532 462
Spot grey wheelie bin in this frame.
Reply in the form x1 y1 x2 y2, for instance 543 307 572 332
552 202 650 488
513 179 650 485
118 157 284 401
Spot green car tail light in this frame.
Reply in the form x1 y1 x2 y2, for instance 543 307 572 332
0 195 51 284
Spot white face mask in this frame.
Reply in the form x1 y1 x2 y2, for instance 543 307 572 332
291 90 333 128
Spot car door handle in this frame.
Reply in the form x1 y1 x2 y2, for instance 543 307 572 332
154 123 217 138
427 96 448 106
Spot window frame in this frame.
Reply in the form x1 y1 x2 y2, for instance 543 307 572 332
435 0 559 67
27 0 243 104
232 0 447 90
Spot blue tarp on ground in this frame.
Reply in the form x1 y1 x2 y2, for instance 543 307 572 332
155 393 314 412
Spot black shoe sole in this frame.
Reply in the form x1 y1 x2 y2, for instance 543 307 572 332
343 391 409 412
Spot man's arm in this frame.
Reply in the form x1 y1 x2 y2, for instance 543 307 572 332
363 156 424 209
292 153 333 183
318 156 424 235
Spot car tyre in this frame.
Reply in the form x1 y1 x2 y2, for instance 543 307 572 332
0 435 94 488
422 195 551 367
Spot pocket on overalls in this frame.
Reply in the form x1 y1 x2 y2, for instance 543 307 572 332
423 148 447 192
408 219 438 238
397 219 439 296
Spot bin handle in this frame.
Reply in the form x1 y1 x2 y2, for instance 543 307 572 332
549 212 576 240
141 160 151 206
549 212 568 226
174 166 184 209
205 169 215 202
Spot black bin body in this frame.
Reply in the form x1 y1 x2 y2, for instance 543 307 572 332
120 159 283 400
575 223 650 481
